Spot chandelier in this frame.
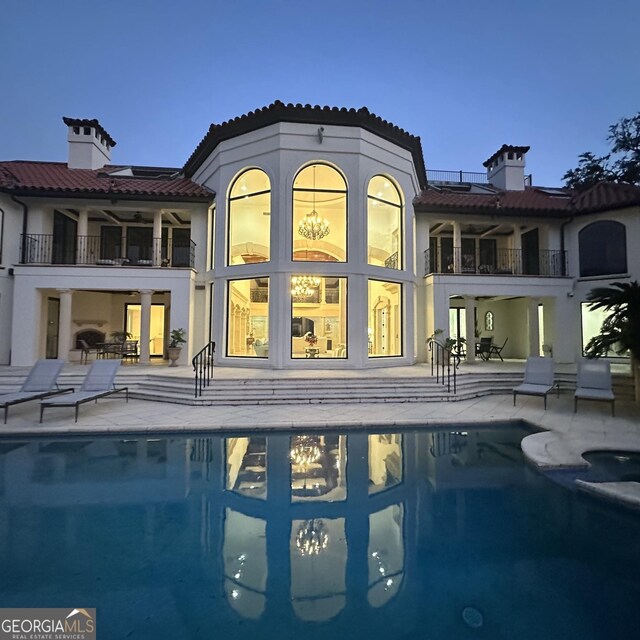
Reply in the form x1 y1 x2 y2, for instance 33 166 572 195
291 275 321 299
296 519 329 556
290 435 322 466
297 165 330 241
298 211 330 240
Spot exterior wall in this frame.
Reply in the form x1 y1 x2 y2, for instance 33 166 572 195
10 266 195 366
194 122 422 369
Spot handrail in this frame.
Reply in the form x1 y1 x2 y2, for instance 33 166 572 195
192 341 215 397
427 339 457 394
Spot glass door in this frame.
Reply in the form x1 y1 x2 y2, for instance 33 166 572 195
46 298 60 358
125 304 165 357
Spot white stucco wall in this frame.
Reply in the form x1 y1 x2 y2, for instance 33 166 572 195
193 122 422 369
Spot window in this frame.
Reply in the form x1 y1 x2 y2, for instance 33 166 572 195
581 302 629 358
293 164 347 262
227 278 269 357
369 434 403 494
579 221 627 277
367 176 402 269
291 276 347 358
228 169 270 265
0 207 4 264
368 280 402 357
485 311 494 332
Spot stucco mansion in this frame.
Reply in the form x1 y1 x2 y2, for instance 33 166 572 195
0 102 637 369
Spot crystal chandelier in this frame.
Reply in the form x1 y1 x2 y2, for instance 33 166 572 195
298 165 330 240
298 210 330 240
296 519 329 556
290 435 322 466
291 275 321 299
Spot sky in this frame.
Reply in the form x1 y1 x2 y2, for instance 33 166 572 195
1 0 639 186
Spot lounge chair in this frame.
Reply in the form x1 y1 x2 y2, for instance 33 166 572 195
513 356 556 409
1 359 73 423
574 359 615 417
40 359 128 422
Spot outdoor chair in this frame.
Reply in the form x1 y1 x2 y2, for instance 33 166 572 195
40 359 128 423
476 337 493 361
513 356 557 409
574 359 615 416
1 359 73 423
78 339 97 364
120 340 139 362
488 337 509 362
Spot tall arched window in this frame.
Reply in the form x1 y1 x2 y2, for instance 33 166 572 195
292 164 347 262
367 176 402 269
579 220 627 277
228 169 271 265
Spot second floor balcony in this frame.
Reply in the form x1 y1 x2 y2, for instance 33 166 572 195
425 247 568 277
20 234 195 269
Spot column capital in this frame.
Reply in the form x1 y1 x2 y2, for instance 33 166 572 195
138 289 154 296
56 288 73 295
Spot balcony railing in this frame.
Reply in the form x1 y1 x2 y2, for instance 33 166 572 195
424 247 567 277
426 170 533 186
20 235 195 268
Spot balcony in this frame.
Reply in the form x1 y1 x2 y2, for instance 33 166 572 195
425 247 567 277
20 235 195 269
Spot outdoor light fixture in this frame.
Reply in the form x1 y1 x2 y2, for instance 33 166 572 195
298 165 330 240
291 275 321 299
296 519 329 556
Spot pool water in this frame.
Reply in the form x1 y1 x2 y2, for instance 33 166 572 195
1 425 640 639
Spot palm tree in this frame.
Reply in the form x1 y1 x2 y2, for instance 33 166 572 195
584 280 640 401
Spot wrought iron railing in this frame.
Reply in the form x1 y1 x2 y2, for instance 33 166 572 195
424 247 567 277
384 252 399 269
426 170 533 185
427 339 457 394
19 234 195 268
192 341 215 397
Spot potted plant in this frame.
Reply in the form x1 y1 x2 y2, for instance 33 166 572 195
167 328 186 367
110 330 132 344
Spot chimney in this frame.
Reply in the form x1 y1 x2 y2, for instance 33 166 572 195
63 117 116 170
483 144 530 191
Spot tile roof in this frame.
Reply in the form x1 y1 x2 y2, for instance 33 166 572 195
63 117 117 147
483 144 530 167
0 161 213 202
414 181 640 217
183 100 427 187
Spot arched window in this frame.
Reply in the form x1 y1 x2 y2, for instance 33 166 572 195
579 220 627 277
228 169 270 265
367 176 403 269
292 164 347 262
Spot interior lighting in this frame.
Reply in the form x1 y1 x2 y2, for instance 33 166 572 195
290 435 322 466
291 275 321 299
298 165 330 240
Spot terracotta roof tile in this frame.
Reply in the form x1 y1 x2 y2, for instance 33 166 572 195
414 181 640 216
0 161 213 202
184 100 427 187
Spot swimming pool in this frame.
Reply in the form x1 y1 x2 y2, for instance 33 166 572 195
1 424 639 639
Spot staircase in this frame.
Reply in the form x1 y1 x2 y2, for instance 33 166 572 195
1 369 633 407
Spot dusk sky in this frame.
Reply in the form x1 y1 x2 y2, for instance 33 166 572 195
2 0 639 186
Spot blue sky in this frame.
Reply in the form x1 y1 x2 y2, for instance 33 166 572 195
2 0 639 186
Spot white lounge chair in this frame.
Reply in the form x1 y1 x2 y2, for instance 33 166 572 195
513 357 556 409
40 359 128 422
574 359 615 417
1 359 73 423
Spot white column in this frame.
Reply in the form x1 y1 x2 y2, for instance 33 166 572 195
464 296 476 363
57 289 73 362
452 221 461 272
153 210 163 266
76 209 88 263
512 225 523 274
139 290 153 364
528 297 540 357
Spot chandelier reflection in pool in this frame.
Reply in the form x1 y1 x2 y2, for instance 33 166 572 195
290 435 322 466
296 519 329 556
